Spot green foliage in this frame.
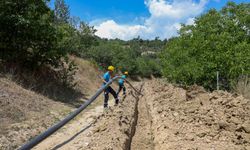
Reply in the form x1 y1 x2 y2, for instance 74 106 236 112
55 20 98 57
0 0 97 87
136 57 154 78
0 0 165 80
75 22 98 57
88 39 164 77
0 0 65 68
88 40 117 66
160 2 250 90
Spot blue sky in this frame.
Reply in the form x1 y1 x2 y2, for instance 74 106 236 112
49 0 149 24
49 0 249 40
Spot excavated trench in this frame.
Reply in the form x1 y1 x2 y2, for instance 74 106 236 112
124 90 139 150
126 82 155 150
130 92 154 150
33 80 250 150
120 80 250 150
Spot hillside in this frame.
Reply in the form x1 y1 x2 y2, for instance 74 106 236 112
0 57 103 149
0 77 72 149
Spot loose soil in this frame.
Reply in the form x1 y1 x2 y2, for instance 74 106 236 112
0 77 72 150
34 83 143 150
0 57 104 150
143 80 250 150
2 79 250 150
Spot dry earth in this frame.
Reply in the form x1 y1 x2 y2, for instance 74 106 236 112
0 57 103 150
34 83 142 150
0 77 72 150
33 79 250 150
143 80 250 150
1 79 250 150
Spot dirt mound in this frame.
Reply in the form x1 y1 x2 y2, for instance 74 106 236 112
144 80 250 150
80 87 142 150
4 78 249 150
0 77 72 150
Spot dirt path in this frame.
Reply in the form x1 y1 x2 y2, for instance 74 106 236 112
34 105 103 150
33 83 142 150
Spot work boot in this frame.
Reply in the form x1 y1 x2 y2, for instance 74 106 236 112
104 103 108 108
115 98 119 106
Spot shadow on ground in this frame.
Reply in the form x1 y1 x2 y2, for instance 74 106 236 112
52 124 93 150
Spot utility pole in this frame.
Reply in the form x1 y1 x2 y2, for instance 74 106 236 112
217 71 219 90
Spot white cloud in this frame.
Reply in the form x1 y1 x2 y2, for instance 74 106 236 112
95 20 148 40
146 0 206 19
186 17 195 25
94 0 208 40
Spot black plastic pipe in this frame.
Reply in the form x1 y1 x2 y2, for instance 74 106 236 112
19 76 121 150
124 79 143 96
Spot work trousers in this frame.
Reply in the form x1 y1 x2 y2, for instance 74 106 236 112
104 86 119 108
117 84 126 96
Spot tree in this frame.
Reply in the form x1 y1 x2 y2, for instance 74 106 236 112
0 0 65 68
77 22 98 57
160 2 250 90
54 0 70 24
53 0 97 58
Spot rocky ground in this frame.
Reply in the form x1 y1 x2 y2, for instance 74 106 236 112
0 77 73 150
33 83 143 150
2 79 250 150
143 80 250 150
0 57 104 150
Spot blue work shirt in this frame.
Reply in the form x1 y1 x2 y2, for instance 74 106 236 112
103 71 110 85
118 75 126 86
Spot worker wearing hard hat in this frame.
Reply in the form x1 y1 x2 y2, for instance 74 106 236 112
102 66 119 108
117 71 128 97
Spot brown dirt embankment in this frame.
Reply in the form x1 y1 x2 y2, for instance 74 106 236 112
144 80 250 150
0 77 72 150
0 57 104 150
80 84 143 150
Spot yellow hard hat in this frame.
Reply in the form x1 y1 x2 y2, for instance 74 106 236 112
108 66 115 71
124 71 128 75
